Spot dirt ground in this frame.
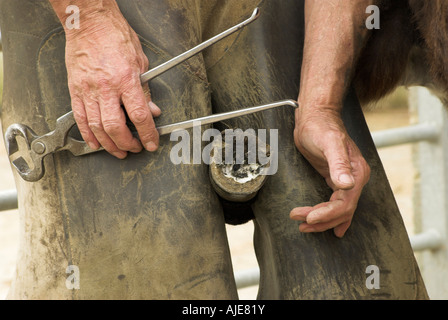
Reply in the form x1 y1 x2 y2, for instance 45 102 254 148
0 101 415 300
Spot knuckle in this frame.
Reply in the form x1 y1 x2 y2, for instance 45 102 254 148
334 159 352 171
352 157 371 180
140 127 159 143
115 142 133 151
129 108 150 125
97 78 115 95
113 139 132 151
88 121 104 133
364 160 371 174
79 127 92 140
80 79 92 92
73 111 88 126
113 137 137 152
325 129 345 141
142 85 151 100
142 55 149 70
102 119 123 136
336 201 355 218
346 205 357 216
97 77 111 88
363 162 371 182
337 157 351 166
120 68 138 86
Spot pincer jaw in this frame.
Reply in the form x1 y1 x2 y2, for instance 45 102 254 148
4 124 38 155
4 124 44 182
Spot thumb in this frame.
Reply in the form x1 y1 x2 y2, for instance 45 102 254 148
324 139 355 190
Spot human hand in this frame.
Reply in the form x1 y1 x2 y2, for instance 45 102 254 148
290 106 371 238
64 9 161 159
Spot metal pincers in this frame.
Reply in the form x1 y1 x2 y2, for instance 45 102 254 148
5 123 42 182
5 98 298 182
5 111 102 182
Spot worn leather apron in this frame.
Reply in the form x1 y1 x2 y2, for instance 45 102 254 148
0 0 428 299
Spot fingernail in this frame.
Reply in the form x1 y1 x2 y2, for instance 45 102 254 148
88 142 98 150
300 226 311 232
339 173 354 185
148 101 161 116
146 141 158 152
130 140 143 153
130 148 142 154
112 151 127 159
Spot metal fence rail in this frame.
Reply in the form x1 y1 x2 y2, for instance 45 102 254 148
0 189 17 212
408 87 448 299
372 122 441 148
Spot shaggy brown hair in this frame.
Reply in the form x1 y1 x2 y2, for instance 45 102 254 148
353 0 448 105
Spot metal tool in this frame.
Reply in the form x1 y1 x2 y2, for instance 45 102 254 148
6 99 297 182
140 7 259 83
156 99 298 135
4 7 297 182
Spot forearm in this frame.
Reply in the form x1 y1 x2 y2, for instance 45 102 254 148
299 0 374 111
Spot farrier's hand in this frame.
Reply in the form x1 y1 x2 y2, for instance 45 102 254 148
290 106 370 238
63 6 161 158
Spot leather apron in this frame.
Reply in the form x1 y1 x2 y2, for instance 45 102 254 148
0 0 428 299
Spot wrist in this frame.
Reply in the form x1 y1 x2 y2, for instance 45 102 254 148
296 98 343 117
294 101 344 128
49 0 125 40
